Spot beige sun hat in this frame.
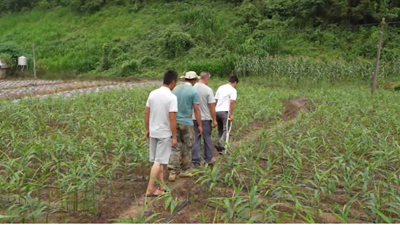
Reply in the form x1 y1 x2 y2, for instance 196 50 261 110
180 71 200 80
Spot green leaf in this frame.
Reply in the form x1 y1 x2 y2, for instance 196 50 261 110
376 210 392 223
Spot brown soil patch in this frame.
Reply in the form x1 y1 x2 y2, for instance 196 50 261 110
118 177 198 221
281 98 311 121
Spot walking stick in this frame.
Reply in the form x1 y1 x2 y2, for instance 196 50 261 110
224 112 233 155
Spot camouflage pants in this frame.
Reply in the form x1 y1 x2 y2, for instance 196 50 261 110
168 124 194 173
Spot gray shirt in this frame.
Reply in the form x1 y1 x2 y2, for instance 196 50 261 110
192 83 215 121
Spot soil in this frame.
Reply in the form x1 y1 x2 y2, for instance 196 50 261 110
281 97 311 121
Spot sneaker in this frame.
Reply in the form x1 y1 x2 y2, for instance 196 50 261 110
193 162 201 168
169 172 177 182
214 145 224 154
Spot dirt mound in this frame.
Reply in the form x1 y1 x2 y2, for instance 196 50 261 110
281 98 311 121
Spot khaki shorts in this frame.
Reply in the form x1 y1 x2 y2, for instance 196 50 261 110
149 137 172 164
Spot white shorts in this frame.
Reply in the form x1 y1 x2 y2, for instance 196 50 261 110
149 137 172 164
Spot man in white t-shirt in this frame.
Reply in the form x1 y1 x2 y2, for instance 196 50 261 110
214 76 239 154
144 70 178 197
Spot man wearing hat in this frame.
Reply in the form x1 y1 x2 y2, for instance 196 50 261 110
168 71 203 181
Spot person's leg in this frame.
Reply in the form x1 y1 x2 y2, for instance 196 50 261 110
202 120 213 163
217 112 228 150
168 125 182 181
216 112 224 139
192 120 202 167
156 137 171 190
146 162 164 195
146 138 164 194
181 125 194 172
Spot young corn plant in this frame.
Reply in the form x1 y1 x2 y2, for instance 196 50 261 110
195 159 221 192
332 194 358 223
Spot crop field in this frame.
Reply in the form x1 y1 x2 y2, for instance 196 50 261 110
1 77 400 223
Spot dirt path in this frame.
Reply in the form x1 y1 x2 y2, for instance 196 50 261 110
116 119 269 222
115 98 324 223
0 79 161 101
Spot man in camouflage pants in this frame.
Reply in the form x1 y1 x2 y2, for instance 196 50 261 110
168 71 203 182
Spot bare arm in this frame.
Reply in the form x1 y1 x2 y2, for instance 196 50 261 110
145 107 150 140
229 100 236 120
208 103 217 122
193 104 203 135
169 112 177 147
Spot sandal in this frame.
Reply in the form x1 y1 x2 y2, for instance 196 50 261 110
143 190 166 197
143 192 165 197
158 188 169 193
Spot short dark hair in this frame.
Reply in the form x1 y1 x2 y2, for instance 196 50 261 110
163 70 178 85
229 76 239 83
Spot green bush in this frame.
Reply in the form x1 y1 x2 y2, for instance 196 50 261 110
394 83 400 91
140 56 157 68
163 32 195 58
98 40 134 72
187 56 236 76
180 7 223 43
0 42 25 58
0 53 15 68
62 0 106 12
120 59 139 77
238 2 260 24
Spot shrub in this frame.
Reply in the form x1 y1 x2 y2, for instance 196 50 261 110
180 7 222 43
140 56 157 68
393 83 400 91
0 53 15 68
64 0 106 12
163 32 195 58
99 40 133 71
0 42 25 58
120 59 139 77
238 2 261 24
187 56 236 76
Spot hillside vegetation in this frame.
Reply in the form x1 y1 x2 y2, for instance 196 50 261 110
0 0 400 79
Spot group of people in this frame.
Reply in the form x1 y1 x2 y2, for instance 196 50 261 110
144 70 239 197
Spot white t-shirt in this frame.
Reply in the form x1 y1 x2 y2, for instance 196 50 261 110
146 86 178 138
215 84 237 112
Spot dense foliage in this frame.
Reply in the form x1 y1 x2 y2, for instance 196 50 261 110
1 0 399 25
0 0 399 78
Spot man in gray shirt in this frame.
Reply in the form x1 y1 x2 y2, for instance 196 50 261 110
192 72 217 166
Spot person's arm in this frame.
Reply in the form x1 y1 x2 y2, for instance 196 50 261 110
209 103 217 127
208 89 217 127
229 100 235 121
169 112 177 147
145 107 150 140
229 89 237 121
214 88 219 108
193 104 203 135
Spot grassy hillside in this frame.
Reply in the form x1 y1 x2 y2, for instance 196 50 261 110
0 0 400 79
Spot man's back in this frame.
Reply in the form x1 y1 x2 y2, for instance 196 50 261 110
173 83 199 125
146 86 177 138
215 84 237 112
193 83 215 121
